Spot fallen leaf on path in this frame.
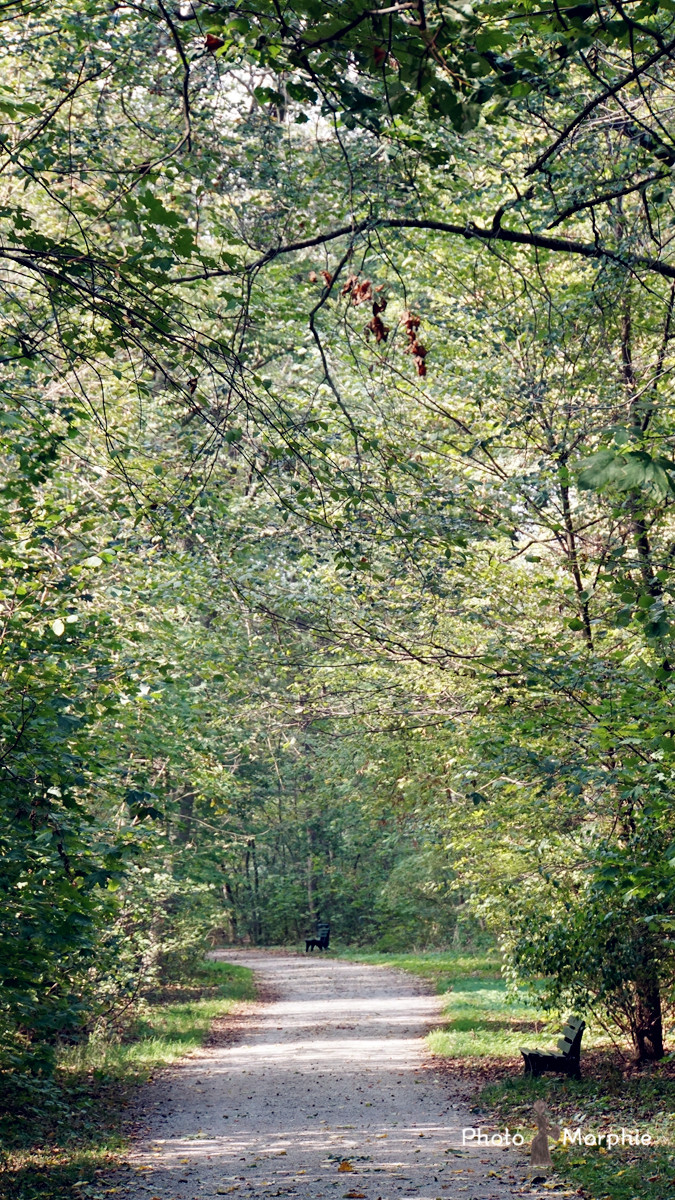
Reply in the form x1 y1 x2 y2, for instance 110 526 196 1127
338 1161 354 1173
344 1192 365 1198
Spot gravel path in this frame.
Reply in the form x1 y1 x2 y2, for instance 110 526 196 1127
116 951 539 1200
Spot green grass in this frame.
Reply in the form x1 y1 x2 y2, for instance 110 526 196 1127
62 960 254 1079
0 959 255 1200
345 949 675 1200
337 947 501 992
427 976 557 1060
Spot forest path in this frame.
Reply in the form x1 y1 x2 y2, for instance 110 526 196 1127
116 951 535 1200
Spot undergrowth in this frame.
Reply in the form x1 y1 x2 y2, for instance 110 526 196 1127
0 959 254 1200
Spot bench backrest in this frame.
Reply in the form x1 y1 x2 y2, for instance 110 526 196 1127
556 1016 585 1058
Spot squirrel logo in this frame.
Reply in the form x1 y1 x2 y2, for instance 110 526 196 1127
530 1099 561 1167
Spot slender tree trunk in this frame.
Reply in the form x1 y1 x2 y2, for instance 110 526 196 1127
224 880 238 943
173 787 194 844
244 846 252 943
250 837 262 943
306 826 316 923
633 979 664 1061
631 936 665 1061
559 473 593 647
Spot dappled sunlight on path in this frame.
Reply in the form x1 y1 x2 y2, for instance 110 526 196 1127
114 953 535 1200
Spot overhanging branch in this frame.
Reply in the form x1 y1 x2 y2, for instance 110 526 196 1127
176 215 675 283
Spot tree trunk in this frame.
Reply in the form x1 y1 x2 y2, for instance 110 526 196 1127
176 787 194 844
250 837 262 943
633 976 664 1061
306 826 316 923
224 879 238 943
244 839 262 942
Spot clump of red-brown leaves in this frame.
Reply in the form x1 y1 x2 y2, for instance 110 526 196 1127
341 274 375 305
402 309 427 376
308 269 428 374
307 270 333 286
366 298 389 344
341 274 390 343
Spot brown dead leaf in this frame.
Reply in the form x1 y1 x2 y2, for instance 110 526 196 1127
338 1160 354 1173
366 311 389 343
352 279 372 306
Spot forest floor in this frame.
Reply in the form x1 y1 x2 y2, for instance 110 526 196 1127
108 950 561 1200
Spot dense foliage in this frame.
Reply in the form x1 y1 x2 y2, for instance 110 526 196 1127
2 0 675 1082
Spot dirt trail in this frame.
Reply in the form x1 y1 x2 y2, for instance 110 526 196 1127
116 951 536 1200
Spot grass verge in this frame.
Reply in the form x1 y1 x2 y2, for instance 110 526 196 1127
0 959 255 1200
343 949 675 1200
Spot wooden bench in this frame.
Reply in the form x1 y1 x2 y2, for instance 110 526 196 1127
520 1016 585 1079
